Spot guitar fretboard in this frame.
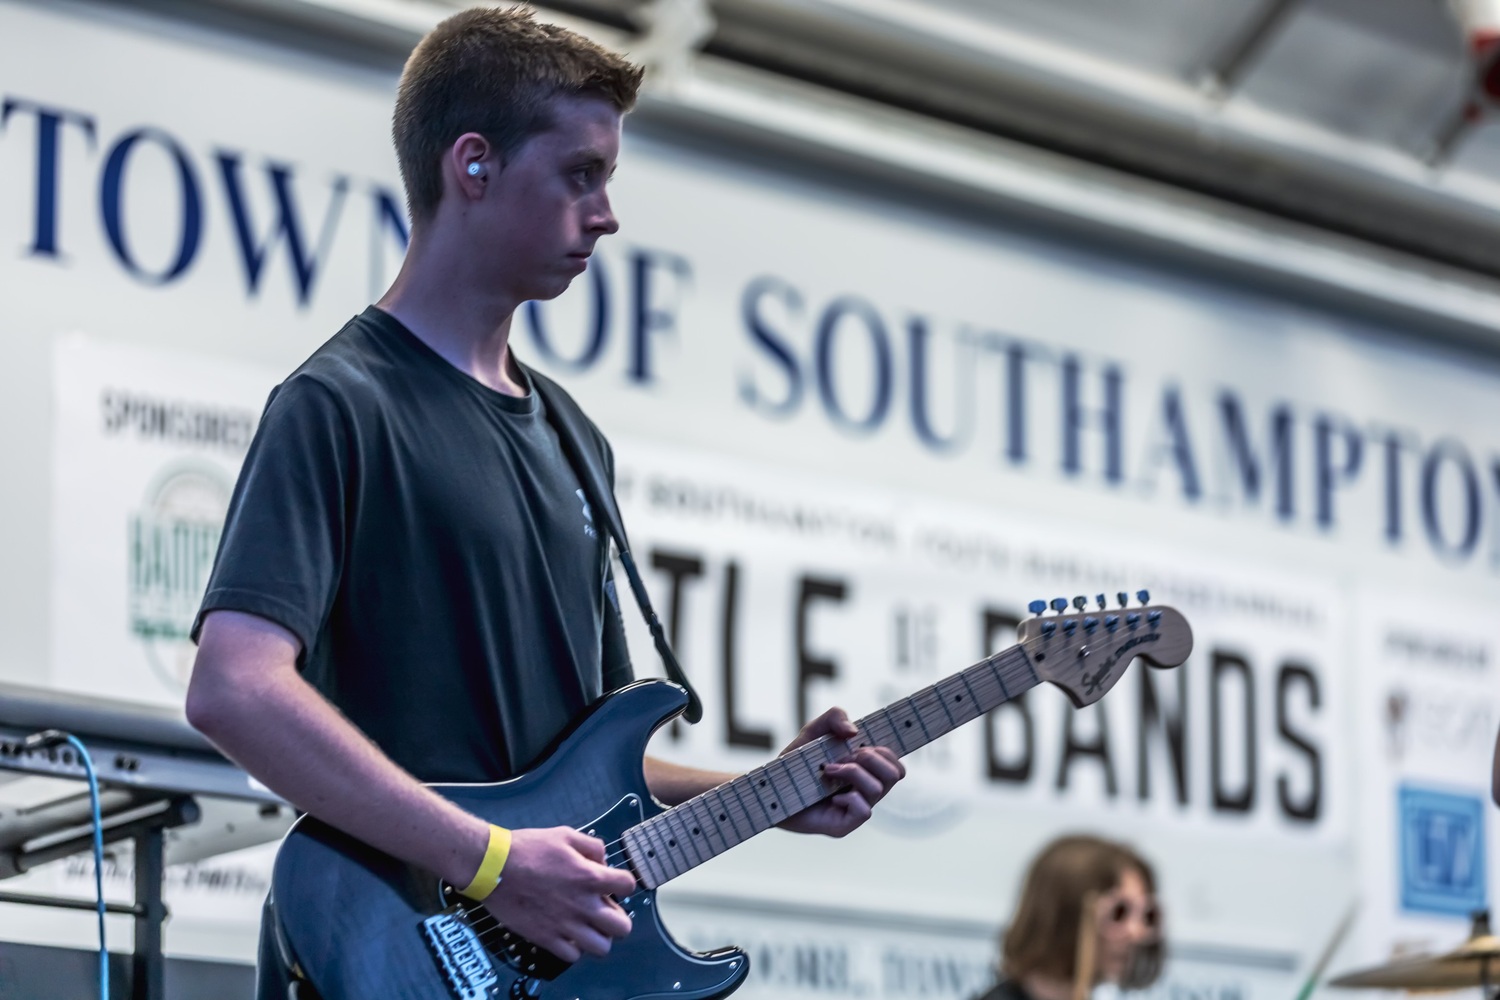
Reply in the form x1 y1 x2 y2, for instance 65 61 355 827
622 643 1038 889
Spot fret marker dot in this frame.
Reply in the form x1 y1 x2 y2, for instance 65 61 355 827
759 780 766 787
668 839 676 846
692 827 700 835
904 721 913 728
771 803 778 810
718 813 726 821
647 850 655 857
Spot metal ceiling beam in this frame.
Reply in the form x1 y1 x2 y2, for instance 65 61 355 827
1198 0 1303 97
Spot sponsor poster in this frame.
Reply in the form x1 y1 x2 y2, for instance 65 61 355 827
1352 591 1500 977
51 333 277 705
37 334 281 959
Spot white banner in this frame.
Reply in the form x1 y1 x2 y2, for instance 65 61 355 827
51 334 277 705
1351 591 1500 976
618 438 1345 843
658 891 1299 1000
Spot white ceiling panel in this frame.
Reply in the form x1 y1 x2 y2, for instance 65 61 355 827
919 0 1270 78
1236 0 1469 152
1449 119 1500 182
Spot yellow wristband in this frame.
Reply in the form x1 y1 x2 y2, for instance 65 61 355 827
458 825 511 902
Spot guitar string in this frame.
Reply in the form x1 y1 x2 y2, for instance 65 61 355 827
582 657 1016 870
603 644 1041 857
449 617 1152 946
452 650 1040 946
458 634 1049 921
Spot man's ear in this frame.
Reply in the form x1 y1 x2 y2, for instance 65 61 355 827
447 132 494 201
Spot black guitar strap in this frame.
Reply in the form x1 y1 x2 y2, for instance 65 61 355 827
527 364 704 725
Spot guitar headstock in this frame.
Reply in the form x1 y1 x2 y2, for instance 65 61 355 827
1016 591 1193 709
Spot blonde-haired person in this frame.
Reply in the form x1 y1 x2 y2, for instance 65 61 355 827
978 835 1164 1000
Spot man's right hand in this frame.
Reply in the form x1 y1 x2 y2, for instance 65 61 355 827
189 614 638 964
483 826 637 962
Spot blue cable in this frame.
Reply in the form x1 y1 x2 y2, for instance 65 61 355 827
63 734 109 1000
22 729 110 1000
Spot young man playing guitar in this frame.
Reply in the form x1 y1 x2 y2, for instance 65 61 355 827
185 8 904 998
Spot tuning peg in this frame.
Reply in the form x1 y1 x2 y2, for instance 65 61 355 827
1136 589 1150 606
1117 592 1128 608
1050 598 1068 613
1028 600 1046 616
1096 594 1106 610
1126 612 1141 629
1148 610 1162 625
1105 615 1119 631
1072 596 1087 612
1083 617 1098 633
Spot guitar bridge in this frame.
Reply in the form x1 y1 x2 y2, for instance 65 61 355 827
422 906 503 1000
437 884 571 980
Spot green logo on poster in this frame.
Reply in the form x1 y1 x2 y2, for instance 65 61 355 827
128 462 232 692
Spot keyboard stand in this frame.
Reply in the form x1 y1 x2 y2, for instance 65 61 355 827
0 793 200 1000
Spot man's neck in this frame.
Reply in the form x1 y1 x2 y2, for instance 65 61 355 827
376 230 528 397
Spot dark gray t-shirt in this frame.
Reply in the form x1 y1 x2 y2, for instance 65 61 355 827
194 306 633 782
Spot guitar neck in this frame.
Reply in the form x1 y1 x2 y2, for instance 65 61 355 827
622 644 1040 889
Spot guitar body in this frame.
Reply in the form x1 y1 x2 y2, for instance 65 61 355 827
272 680 749 1000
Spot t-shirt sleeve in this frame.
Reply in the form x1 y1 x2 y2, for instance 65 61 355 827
192 376 349 660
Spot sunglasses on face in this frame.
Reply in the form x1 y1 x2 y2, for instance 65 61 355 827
1098 896 1162 933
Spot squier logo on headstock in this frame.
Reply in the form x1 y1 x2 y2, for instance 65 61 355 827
1019 590 1194 709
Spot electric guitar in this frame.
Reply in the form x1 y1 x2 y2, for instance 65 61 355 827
271 594 1192 1000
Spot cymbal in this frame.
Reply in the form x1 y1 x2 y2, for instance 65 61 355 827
1329 934 1500 990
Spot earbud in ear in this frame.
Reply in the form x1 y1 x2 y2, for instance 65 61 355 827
467 162 486 178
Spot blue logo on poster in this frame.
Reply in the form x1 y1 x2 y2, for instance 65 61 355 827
1399 785 1486 917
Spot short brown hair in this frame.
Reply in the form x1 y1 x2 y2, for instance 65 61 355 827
1001 835 1161 988
393 6 644 221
